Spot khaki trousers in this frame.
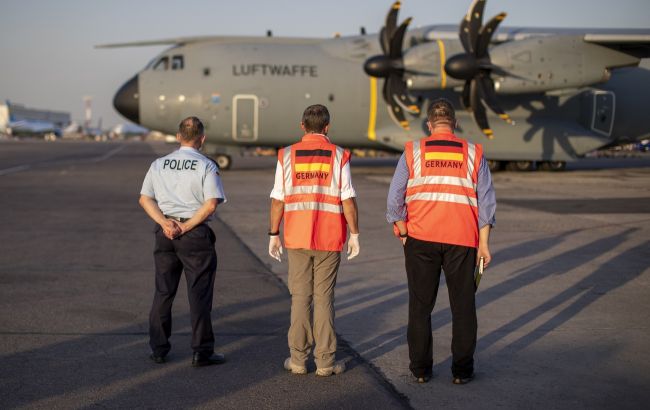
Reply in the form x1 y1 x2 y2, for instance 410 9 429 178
287 248 341 369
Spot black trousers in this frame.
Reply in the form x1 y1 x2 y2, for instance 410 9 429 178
404 236 477 378
149 224 217 357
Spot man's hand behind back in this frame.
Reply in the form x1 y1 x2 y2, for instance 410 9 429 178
163 219 181 239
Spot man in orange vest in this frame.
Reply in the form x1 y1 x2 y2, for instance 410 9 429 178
268 104 360 377
387 98 496 384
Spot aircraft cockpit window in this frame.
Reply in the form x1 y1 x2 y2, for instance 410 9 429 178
153 56 169 71
171 55 184 70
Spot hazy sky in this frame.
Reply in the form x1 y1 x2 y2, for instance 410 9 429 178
0 0 648 128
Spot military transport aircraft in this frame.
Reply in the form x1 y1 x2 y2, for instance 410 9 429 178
100 0 650 171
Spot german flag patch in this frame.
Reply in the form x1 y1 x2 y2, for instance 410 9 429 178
424 140 464 162
294 149 332 173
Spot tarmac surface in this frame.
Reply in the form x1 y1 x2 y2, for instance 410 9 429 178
1 139 649 409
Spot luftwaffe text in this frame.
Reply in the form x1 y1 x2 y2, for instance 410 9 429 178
233 64 318 77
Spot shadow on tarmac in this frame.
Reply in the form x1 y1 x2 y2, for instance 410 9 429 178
335 228 647 373
0 142 409 409
500 198 650 214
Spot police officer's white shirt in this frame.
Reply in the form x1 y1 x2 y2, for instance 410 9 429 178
141 146 226 219
269 161 356 201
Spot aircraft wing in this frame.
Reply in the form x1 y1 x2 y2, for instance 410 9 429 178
423 25 650 58
583 33 650 59
95 35 323 48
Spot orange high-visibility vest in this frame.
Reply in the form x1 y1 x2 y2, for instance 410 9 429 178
279 134 350 251
400 132 483 248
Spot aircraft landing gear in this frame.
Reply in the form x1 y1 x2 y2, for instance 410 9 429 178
214 154 232 170
538 161 566 171
505 161 535 172
487 160 504 172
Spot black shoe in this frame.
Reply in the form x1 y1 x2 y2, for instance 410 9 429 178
416 375 431 384
192 352 226 367
149 353 166 364
452 373 475 385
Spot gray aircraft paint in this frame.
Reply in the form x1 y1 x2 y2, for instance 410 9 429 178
106 21 650 164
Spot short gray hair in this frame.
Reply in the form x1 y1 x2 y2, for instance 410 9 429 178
427 98 456 126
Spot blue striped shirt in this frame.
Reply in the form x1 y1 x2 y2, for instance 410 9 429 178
386 153 496 228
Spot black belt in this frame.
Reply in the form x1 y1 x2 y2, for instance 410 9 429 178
164 214 190 223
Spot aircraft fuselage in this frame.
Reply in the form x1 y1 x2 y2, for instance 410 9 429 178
113 33 650 162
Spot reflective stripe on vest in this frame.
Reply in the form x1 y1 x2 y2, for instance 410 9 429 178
405 192 478 207
282 146 343 204
280 141 347 252
406 141 476 195
284 202 343 213
403 136 481 248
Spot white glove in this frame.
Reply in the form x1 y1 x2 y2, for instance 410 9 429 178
269 235 283 262
347 233 360 260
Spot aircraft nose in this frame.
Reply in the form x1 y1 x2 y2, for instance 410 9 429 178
113 75 140 123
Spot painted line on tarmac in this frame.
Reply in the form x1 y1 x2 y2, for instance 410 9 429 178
0 164 31 176
86 144 126 163
0 144 127 176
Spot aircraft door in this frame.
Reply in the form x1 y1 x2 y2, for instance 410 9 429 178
590 90 615 136
232 94 258 142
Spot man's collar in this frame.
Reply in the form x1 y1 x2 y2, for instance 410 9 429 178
179 146 200 152
428 131 457 139
301 133 330 143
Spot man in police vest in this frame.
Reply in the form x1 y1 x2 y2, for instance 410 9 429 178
268 104 360 377
386 98 496 384
139 116 227 367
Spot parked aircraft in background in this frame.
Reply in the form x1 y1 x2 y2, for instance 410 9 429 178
4 119 62 139
1 101 69 140
101 0 650 170
109 123 149 139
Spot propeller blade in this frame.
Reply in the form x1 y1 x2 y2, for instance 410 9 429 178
388 103 410 130
459 18 473 53
364 0 417 130
466 0 487 52
469 78 493 138
462 81 472 110
389 17 411 59
379 27 389 55
384 1 401 47
384 76 411 129
476 12 506 58
476 73 513 124
388 75 420 114
382 76 390 105
452 0 512 137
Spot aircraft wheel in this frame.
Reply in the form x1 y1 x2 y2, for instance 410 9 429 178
214 154 232 170
539 161 566 171
487 160 504 172
506 161 534 172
